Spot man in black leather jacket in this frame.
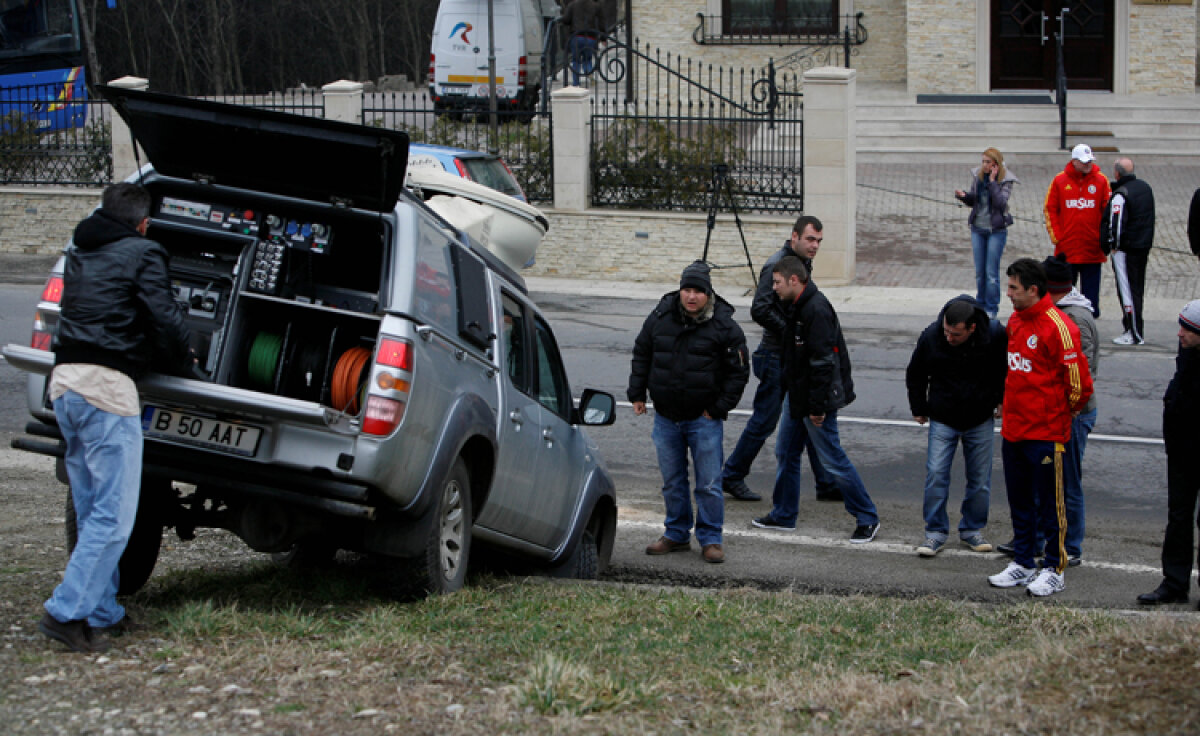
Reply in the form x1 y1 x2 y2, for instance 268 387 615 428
721 215 840 503
753 255 880 543
39 183 191 653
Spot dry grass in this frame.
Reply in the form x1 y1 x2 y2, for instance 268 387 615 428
4 563 1199 735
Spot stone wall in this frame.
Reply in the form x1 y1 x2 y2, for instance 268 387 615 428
905 0 977 94
0 193 834 288
0 189 97 255
1128 2 1197 95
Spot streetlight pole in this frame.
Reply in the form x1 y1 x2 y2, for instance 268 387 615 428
487 0 499 154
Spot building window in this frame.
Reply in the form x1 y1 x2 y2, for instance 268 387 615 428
722 0 839 36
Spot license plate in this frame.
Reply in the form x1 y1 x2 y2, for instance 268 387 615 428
142 406 263 457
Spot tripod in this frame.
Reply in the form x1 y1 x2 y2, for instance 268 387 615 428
701 164 758 295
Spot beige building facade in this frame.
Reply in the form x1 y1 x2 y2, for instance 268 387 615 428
633 1 1197 95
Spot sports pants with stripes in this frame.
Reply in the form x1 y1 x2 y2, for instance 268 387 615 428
1110 248 1148 341
1002 439 1067 573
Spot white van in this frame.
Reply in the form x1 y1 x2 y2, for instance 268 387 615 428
428 0 557 113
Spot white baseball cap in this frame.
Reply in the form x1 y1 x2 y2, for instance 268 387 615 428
1071 144 1095 163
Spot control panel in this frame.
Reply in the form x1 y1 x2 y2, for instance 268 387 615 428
158 196 262 237
264 214 333 254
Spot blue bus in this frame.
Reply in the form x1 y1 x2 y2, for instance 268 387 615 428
0 0 87 132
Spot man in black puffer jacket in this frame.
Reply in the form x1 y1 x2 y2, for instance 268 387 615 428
628 261 749 564
754 255 880 543
905 294 1006 558
38 183 191 654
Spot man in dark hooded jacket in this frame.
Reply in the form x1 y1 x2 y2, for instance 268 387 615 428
628 261 749 564
905 295 1006 557
39 183 191 654
754 255 880 542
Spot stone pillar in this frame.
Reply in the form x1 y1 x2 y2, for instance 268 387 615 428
802 67 856 285
322 80 365 124
550 86 591 211
107 76 149 183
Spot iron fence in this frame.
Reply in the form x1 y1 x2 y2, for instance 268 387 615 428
0 83 112 187
587 39 804 213
363 90 553 204
201 88 326 117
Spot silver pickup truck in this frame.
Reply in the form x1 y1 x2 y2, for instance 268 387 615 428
3 86 618 598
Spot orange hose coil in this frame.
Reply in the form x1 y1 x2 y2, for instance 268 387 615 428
331 346 372 415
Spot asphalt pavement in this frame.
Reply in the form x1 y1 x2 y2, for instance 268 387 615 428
3 160 1198 611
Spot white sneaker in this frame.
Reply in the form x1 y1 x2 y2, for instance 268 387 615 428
1026 568 1066 597
988 562 1037 588
1112 332 1143 346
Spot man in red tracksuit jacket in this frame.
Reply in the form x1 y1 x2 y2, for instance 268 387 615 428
989 258 1094 598
1043 143 1111 317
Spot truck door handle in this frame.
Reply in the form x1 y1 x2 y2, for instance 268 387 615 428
509 410 523 428
542 428 554 446
1040 12 1048 45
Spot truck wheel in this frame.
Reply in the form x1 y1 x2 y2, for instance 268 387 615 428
389 458 472 598
549 529 599 580
65 479 166 596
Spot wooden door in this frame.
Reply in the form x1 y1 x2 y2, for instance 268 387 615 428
991 0 1113 91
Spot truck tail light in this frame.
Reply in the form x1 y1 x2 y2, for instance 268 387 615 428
31 275 64 350
428 54 436 86
361 336 413 436
41 275 64 303
31 311 52 351
362 395 406 436
518 55 527 87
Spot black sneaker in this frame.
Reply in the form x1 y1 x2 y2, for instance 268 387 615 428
723 479 762 502
850 522 879 544
38 613 108 654
751 515 795 531
997 539 1016 556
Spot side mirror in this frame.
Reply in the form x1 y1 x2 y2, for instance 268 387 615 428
576 389 616 426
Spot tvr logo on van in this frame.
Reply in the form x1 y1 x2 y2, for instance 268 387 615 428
449 22 472 43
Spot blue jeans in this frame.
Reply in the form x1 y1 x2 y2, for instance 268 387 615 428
1069 262 1102 317
772 408 877 526
45 391 142 628
724 348 784 483
971 226 1007 317
568 35 599 85
723 349 835 493
1062 408 1096 558
652 413 724 546
922 419 993 541
803 412 878 526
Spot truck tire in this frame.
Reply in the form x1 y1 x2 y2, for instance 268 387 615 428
64 479 166 596
387 458 472 598
548 529 599 580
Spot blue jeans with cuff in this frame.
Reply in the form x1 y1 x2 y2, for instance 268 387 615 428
45 390 142 628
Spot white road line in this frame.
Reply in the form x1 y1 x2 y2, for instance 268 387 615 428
617 518 1161 575
615 401 1164 446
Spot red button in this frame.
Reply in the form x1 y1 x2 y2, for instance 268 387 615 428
244 210 255 220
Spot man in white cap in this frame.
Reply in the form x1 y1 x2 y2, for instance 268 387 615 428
1043 143 1111 317
1137 300 1200 607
